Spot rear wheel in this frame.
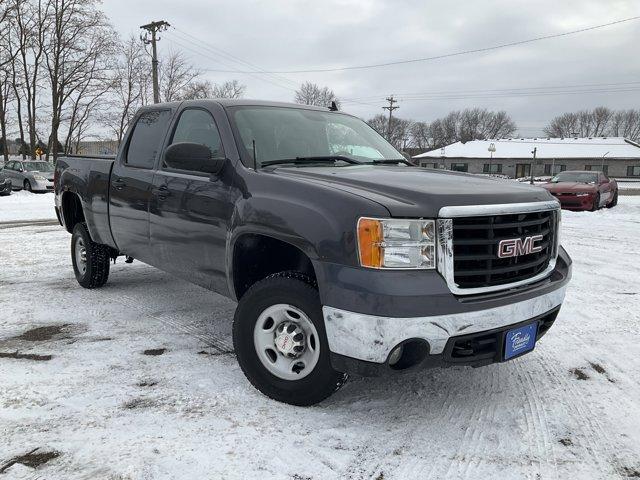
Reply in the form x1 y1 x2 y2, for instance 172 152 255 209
233 273 347 406
607 190 618 208
24 180 32 192
71 222 111 289
591 193 601 211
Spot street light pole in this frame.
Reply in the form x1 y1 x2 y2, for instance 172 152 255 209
488 142 496 175
530 147 537 185
601 151 609 173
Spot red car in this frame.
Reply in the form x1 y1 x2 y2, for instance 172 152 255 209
540 170 618 211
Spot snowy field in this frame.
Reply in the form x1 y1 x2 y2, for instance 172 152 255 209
1 195 640 479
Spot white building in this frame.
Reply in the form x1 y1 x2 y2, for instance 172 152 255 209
413 137 640 179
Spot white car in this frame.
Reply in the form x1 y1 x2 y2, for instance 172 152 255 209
2 160 55 192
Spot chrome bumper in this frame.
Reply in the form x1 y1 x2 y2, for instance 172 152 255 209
323 285 567 364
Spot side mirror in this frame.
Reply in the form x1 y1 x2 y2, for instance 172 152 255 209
164 142 226 175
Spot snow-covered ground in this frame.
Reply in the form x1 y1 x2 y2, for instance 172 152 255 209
0 190 57 222
1 197 639 479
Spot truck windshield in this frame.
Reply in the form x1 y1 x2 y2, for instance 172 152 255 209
229 106 405 167
24 162 54 172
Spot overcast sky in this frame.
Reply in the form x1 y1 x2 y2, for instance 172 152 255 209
101 0 639 136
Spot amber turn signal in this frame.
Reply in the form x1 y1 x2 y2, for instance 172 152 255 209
357 218 383 268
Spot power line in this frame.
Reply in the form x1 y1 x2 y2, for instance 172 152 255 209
171 26 298 89
341 86 640 105
163 32 299 93
190 16 640 74
342 81 640 102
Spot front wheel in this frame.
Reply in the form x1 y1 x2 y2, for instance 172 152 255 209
24 180 32 192
591 193 601 211
607 191 618 208
71 222 111 288
233 273 347 406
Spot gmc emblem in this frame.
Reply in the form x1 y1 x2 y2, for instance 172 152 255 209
497 235 544 258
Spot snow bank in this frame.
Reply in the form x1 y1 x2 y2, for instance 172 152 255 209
0 190 57 222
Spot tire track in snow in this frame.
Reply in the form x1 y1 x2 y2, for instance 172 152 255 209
517 361 559 479
533 356 616 478
116 291 234 354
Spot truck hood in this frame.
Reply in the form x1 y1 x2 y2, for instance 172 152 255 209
273 165 555 217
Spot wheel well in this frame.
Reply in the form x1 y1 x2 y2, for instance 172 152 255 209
233 234 316 300
61 192 85 234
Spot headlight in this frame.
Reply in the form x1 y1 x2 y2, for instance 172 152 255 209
576 192 591 197
357 218 436 269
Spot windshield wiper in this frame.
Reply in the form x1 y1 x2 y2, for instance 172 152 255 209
261 156 363 167
371 158 414 166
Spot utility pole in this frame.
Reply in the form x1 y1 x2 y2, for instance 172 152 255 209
140 20 170 104
382 95 399 141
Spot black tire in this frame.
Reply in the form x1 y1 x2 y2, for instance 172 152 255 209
71 222 111 289
233 273 347 406
607 190 618 208
591 193 600 211
24 179 32 192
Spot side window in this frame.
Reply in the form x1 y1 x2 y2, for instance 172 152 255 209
4 162 13 170
168 109 225 168
126 109 172 169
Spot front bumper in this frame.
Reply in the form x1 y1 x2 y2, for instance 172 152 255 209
31 179 54 191
551 193 595 210
320 247 571 375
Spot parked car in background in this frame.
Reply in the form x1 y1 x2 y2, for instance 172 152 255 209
0 169 11 195
540 170 618 211
2 160 55 192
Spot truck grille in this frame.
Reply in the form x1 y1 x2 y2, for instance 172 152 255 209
452 210 556 289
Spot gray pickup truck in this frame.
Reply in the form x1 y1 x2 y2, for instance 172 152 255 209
54 99 572 405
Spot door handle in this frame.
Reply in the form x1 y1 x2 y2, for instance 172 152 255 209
112 178 126 190
152 185 170 200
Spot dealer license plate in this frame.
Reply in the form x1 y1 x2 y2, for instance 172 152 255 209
504 323 538 360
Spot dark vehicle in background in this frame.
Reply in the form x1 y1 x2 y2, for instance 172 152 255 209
0 169 11 195
541 170 618 211
2 160 55 192
54 99 571 406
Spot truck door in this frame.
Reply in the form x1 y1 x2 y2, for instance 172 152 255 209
109 108 174 263
149 107 236 294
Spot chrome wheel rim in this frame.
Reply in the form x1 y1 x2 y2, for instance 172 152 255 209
75 237 87 275
253 304 320 381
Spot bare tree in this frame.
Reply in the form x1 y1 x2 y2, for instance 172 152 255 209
158 50 200 102
103 35 148 143
0 1 17 161
610 110 640 142
409 121 434 150
367 114 412 150
180 79 246 100
212 79 245 99
294 82 340 108
12 0 48 158
42 0 119 161
544 106 640 141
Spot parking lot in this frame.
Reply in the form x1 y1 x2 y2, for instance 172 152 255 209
1 194 639 479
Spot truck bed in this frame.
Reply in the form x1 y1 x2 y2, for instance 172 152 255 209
55 155 117 248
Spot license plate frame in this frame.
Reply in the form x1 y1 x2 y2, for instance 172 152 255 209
504 322 538 360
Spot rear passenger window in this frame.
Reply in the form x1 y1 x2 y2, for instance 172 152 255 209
167 109 225 168
126 110 172 169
